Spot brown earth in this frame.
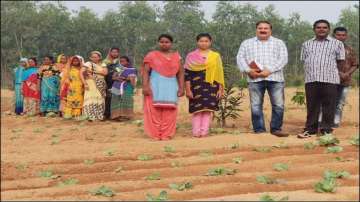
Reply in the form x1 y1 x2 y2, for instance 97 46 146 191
1 87 359 201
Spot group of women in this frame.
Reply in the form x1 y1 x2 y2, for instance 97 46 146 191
13 33 225 141
13 50 138 121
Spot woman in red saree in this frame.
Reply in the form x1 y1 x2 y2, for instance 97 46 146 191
142 34 184 140
22 57 40 116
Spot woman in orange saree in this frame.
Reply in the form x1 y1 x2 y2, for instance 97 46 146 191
142 34 184 141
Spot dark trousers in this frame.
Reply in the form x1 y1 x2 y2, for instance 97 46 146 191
104 90 112 119
305 82 338 134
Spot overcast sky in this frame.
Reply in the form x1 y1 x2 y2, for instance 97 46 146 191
60 1 358 23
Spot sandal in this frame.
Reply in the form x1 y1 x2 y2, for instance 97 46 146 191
297 131 312 139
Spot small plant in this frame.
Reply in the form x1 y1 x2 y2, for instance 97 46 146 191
334 156 352 162
230 130 241 135
38 170 60 179
89 185 115 197
349 135 359 146
323 170 350 180
84 159 95 165
137 154 153 161
170 161 182 168
57 178 79 187
229 143 240 149
15 163 28 171
114 166 123 173
273 163 289 172
164 146 176 153
326 146 343 153
11 128 22 133
209 127 227 134
215 85 244 127
104 148 115 156
169 182 193 191
199 150 213 157
256 175 278 184
318 134 339 146
253 147 272 153
205 167 237 176
304 142 317 150
314 178 337 193
272 141 289 149
291 91 305 106
33 128 43 133
260 194 289 201
145 172 161 180
51 137 60 145
232 157 243 164
146 190 168 201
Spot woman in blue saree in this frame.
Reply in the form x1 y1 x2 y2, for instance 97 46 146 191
13 58 27 115
39 55 61 116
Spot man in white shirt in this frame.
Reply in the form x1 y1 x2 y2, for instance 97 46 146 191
237 20 288 137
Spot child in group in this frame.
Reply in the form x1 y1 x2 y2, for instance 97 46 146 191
110 56 137 120
62 56 85 119
184 33 225 137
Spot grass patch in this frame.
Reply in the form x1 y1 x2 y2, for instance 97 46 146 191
232 157 243 164
260 194 289 201
57 178 79 187
304 142 317 150
326 146 343 153
199 150 213 157
253 147 272 153
84 159 95 165
38 169 60 179
318 134 339 146
103 148 115 156
256 175 278 184
349 135 359 146
164 146 176 153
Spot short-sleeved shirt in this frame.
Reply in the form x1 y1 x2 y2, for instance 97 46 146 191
300 36 345 84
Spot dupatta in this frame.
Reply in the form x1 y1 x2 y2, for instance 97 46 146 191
184 49 225 87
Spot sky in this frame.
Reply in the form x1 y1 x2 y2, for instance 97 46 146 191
59 1 359 23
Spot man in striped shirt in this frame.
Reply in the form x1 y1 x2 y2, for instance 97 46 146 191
298 19 346 138
237 20 289 137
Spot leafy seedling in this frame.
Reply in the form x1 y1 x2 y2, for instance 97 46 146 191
349 135 359 146
170 161 182 168
114 166 123 173
145 172 161 180
146 190 168 201
169 182 193 191
260 194 289 201
210 127 227 135
199 150 213 157
318 134 339 146
104 148 115 156
89 185 115 197
273 163 289 172
253 147 272 153
57 178 79 187
164 146 176 153
314 178 337 193
233 157 243 164
304 142 317 150
291 91 306 106
323 170 350 180
205 167 237 176
84 159 95 165
229 143 240 149
51 137 60 145
326 146 343 153
137 154 153 161
15 163 28 171
334 156 352 162
38 170 60 179
256 175 278 184
33 128 43 133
